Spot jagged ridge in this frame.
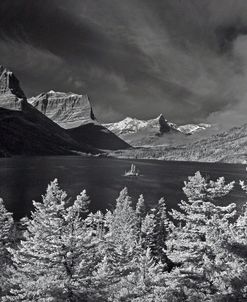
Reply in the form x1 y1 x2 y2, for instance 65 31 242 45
0 66 100 156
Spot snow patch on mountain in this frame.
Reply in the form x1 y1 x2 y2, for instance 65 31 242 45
177 123 211 134
104 114 176 135
104 116 210 135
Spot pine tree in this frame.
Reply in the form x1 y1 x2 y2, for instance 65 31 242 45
137 247 164 289
166 171 237 299
183 171 235 202
136 194 146 240
223 181 247 300
141 211 156 250
5 179 102 302
85 210 105 238
151 198 170 264
136 194 146 219
0 198 14 297
110 187 138 250
141 198 171 267
95 188 140 301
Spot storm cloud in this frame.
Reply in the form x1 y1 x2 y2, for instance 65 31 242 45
1 0 247 127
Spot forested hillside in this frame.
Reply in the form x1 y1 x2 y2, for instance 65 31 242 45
0 172 246 301
112 123 247 164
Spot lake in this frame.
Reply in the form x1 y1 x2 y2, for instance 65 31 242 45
0 156 246 219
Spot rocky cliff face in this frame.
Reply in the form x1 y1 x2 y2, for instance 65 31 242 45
0 66 100 156
0 66 26 111
29 91 96 129
29 90 130 150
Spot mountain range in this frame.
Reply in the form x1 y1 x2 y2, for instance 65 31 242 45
104 115 211 146
28 90 130 150
0 66 129 157
1 65 246 164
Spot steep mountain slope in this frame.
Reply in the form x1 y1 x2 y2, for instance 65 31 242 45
0 66 98 157
67 123 130 150
29 91 130 150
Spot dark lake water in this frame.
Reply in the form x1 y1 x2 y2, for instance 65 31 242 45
0 156 246 219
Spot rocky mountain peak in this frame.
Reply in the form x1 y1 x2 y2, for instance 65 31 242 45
28 91 96 129
0 66 26 99
157 114 172 134
0 66 27 111
104 114 175 136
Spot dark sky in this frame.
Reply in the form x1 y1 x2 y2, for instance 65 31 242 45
1 0 247 127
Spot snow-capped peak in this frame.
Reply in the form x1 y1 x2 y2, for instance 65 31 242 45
104 115 170 134
104 115 211 136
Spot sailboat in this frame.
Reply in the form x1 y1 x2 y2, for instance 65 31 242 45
124 164 140 177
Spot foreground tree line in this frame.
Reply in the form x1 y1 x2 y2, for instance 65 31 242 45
0 171 246 301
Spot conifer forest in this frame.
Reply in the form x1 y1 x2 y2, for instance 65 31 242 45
0 171 246 302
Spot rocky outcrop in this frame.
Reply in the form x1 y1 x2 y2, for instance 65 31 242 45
29 91 96 129
158 114 174 134
29 90 130 150
0 66 26 111
0 66 100 156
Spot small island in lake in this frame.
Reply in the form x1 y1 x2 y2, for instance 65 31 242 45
124 164 140 177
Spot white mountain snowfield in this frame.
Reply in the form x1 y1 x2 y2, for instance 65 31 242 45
104 115 211 135
104 115 166 134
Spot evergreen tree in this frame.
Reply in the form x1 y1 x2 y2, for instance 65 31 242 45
96 188 140 301
136 194 146 219
141 210 156 251
166 172 237 299
5 179 102 302
104 209 113 231
0 198 14 297
110 187 138 250
141 198 171 266
136 194 146 240
183 171 235 202
151 198 170 264
85 210 105 238
224 182 247 300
